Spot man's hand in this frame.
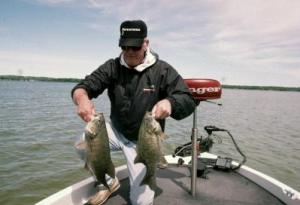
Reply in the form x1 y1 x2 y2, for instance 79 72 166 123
77 100 95 122
152 99 172 119
73 88 96 122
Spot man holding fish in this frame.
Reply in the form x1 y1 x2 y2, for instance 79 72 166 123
71 20 196 205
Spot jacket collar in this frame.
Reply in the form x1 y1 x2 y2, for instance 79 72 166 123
120 48 157 72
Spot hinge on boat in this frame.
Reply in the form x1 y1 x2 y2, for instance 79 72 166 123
283 188 300 200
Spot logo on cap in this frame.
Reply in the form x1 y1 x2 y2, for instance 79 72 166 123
121 28 141 36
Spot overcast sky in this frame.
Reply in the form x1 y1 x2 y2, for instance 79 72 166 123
1 0 300 86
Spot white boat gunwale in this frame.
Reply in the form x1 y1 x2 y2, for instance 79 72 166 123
36 153 300 205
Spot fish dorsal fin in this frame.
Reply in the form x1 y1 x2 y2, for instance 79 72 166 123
160 132 168 140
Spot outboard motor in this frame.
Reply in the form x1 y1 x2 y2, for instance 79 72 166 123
184 79 222 196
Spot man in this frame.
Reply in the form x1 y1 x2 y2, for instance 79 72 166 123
72 20 196 205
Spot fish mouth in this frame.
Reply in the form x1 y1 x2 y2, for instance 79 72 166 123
85 114 102 135
85 124 96 135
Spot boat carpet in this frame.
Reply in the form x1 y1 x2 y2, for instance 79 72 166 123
106 165 284 205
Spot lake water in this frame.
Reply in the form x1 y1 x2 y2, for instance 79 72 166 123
0 80 299 205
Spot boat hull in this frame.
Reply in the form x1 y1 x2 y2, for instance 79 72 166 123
36 153 300 205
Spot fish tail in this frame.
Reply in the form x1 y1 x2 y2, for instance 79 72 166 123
141 174 156 191
102 180 110 191
98 174 111 190
106 161 116 179
93 174 110 190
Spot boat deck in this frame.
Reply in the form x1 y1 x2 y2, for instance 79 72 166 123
105 165 284 205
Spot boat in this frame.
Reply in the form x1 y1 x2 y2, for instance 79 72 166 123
36 79 300 205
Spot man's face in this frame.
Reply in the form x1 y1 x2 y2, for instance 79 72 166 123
122 40 149 68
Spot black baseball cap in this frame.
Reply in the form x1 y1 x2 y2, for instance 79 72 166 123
119 20 147 47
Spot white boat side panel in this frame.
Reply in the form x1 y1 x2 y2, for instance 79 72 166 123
35 165 128 205
236 164 300 205
36 154 300 205
166 153 300 205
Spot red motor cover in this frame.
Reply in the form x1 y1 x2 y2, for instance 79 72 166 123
184 79 222 101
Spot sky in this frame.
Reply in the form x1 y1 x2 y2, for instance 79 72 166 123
0 0 300 87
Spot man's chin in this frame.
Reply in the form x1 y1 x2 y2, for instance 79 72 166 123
127 62 139 68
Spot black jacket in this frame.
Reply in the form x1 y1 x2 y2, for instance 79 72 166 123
71 57 196 141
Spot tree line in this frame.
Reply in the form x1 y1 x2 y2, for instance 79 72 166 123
1 75 299 92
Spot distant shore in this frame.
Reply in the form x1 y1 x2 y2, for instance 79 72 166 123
1 75 299 92
0 75 80 83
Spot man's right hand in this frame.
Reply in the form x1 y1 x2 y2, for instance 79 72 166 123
72 88 96 122
77 100 95 122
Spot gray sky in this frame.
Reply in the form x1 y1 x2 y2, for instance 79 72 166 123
1 0 300 86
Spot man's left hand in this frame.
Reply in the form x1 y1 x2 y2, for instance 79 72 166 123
152 99 172 119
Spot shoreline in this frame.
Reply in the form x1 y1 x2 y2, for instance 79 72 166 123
1 75 299 92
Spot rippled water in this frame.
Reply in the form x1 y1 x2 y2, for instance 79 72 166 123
0 80 299 205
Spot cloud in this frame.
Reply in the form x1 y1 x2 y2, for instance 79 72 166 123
86 1 300 51
35 0 75 4
7 0 300 86
34 0 300 60
209 1 300 61
83 0 300 86
28 0 300 63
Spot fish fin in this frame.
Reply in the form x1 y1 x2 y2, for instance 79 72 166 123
154 124 168 140
84 162 89 170
160 133 169 140
74 133 87 149
157 155 168 169
134 154 142 164
155 131 168 140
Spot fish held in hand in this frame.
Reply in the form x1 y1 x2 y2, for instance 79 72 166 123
134 111 168 190
85 113 115 190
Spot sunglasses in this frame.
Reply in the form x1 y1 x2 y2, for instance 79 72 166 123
121 46 142 51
